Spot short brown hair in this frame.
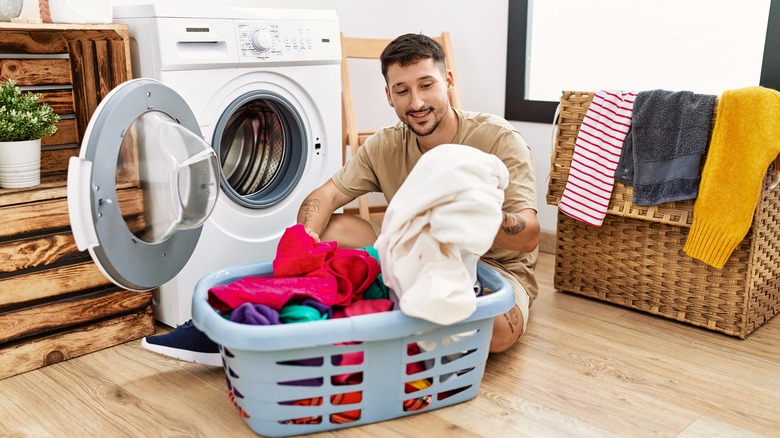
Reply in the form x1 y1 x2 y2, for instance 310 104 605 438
380 33 447 82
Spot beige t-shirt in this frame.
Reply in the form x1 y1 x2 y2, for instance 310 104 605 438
332 109 539 303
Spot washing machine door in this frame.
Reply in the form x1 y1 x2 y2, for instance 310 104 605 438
67 78 220 291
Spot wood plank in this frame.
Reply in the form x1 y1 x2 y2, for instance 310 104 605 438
0 58 71 86
0 174 138 206
66 39 130 142
2 344 232 436
0 187 143 237
0 288 152 344
0 308 153 380
0 230 83 274
0 262 114 307
42 117 78 147
93 40 114 97
39 88 76 115
40 146 79 175
69 39 99 140
0 23 129 33
0 29 68 54
0 214 145 277
0 172 68 204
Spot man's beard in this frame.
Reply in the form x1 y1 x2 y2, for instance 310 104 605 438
404 106 442 137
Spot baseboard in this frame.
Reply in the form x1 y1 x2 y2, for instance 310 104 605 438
343 205 387 215
539 230 556 254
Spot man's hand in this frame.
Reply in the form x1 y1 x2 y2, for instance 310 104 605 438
304 226 321 242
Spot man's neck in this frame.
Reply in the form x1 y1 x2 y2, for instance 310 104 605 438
417 107 459 153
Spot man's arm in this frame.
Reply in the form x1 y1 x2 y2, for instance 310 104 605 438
297 179 355 240
493 208 540 252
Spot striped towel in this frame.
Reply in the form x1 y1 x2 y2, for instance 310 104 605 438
558 90 636 226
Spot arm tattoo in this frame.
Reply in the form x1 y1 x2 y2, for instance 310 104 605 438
299 198 321 224
501 212 526 236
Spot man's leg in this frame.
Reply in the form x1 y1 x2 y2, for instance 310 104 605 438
490 305 524 352
320 213 379 248
489 274 530 353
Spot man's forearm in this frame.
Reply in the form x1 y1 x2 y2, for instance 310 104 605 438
297 196 329 235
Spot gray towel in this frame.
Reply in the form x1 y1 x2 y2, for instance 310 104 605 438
614 89 716 206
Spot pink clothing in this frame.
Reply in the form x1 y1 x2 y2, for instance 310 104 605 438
558 91 636 226
208 224 381 311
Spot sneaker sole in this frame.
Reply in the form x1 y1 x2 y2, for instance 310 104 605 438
141 338 223 367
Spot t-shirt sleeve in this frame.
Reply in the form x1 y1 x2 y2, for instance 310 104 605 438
331 136 382 198
495 131 537 213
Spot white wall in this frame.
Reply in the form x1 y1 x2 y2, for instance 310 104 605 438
19 0 559 233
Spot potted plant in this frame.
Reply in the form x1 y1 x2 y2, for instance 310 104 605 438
0 79 59 188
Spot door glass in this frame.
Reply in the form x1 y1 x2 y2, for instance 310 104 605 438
116 111 220 244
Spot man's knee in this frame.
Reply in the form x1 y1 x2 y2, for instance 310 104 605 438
320 213 379 248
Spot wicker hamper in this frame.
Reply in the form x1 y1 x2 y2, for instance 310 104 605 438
547 91 780 338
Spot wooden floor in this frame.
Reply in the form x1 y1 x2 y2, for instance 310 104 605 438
2 251 779 437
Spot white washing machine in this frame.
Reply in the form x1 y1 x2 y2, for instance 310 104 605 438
67 5 342 327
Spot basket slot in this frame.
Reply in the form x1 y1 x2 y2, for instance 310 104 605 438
436 385 473 401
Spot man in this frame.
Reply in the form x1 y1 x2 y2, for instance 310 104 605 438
141 33 538 362
299 33 539 352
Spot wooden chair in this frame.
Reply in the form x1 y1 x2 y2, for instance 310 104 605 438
340 32 462 220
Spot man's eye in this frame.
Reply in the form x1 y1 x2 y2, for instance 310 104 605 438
421 83 433 89
396 89 408 95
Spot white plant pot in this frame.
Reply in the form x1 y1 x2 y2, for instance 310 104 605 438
0 138 42 189
0 0 23 21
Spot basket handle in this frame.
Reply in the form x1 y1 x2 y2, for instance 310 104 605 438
770 156 780 190
545 102 562 185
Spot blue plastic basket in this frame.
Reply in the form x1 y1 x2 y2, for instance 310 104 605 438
192 261 514 437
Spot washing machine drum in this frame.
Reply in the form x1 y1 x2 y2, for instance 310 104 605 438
67 78 220 291
212 91 306 209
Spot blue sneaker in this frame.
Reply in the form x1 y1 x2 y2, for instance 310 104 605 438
141 320 222 366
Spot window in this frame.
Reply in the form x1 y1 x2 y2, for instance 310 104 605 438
505 0 779 123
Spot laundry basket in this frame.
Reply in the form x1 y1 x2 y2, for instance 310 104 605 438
547 90 780 338
192 261 513 437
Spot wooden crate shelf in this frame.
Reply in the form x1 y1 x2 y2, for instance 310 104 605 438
0 23 153 380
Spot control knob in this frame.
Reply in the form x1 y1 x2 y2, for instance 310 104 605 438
251 30 273 52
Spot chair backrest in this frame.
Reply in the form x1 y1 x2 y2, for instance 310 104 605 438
340 32 461 219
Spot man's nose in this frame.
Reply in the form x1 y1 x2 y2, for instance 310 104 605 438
409 90 425 109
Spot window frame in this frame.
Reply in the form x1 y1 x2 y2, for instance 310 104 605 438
504 0 780 123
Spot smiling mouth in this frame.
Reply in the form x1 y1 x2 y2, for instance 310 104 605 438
407 108 432 121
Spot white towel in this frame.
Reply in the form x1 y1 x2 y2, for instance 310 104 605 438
375 144 508 325
558 90 636 226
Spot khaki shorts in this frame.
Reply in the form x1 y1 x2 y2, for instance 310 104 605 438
369 219 529 334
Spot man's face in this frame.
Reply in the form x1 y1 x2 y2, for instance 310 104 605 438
384 58 452 137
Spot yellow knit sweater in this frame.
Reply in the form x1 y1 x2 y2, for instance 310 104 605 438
683 86 780 268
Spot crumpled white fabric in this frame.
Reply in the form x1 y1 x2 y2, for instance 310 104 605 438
375 144 509 325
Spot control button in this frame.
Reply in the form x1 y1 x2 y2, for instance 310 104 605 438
251 30 273 52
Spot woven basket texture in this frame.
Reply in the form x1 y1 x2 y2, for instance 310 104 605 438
549 91 780 338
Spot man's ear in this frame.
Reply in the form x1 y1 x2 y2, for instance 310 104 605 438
385 86 394 107
446 69 455 92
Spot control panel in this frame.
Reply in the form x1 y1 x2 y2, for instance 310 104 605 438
235 20 340 62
